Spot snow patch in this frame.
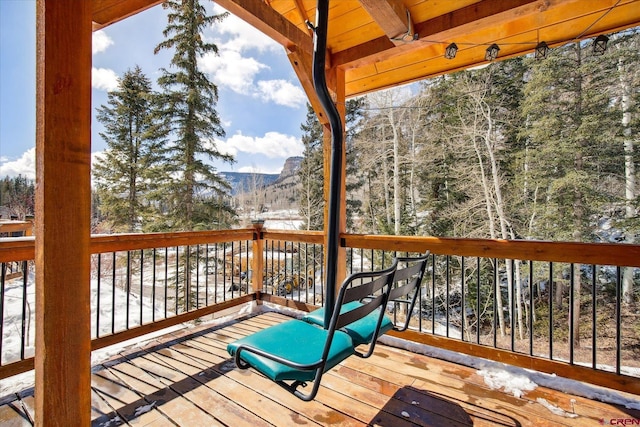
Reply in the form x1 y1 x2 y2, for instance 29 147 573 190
536 398 579 418
134 401 156 417
478 367 537 398
99 415 122 427
377 334 640 410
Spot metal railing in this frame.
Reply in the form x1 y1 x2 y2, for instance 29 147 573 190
91 242 252 338
0 229 256 377
345 248 639 376
1 228 639 394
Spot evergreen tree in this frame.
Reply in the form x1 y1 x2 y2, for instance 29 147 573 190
298 104 324 230
93 66 168 232
345 97 366 231
297 99 365 231
154 0 234 230
520 41 620 242
0 175 35 219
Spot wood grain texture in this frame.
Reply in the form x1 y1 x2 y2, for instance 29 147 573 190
36 0 93 424
4 313 638 425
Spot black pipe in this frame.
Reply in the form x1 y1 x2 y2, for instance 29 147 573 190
311 0 343 328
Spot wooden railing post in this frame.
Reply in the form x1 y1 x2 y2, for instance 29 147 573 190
251 220 265 294
35 0 92 424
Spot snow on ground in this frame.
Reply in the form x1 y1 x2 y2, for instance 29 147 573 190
378 334 640 411
3 273 640 414
478 367 538 398
0 301 260 397
240 209 304 231
1 270 168 367
0 264 255 397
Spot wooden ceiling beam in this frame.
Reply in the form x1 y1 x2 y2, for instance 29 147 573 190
292 0 314 36
358 0 414 45
214 0 313 54
288 47 329 126
92 0 162 31
333 0 540 68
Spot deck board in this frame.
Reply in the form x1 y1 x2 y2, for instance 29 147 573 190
1 312 638 426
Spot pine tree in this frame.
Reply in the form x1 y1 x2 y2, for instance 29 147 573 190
154 0 234 231
297 99 365 231
0 175 35 220
520 40 622 348
93 66 168 232
520 41 619 242
298 104 324 230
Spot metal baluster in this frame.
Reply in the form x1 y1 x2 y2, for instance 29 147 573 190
152 248 156 322
186 246 191 310
205 244 209 305
529 260 534 356
569 262 575 365
476 257 481 344
126 251 131 329
214 243 219 304
0 263 5 362
96 254 101 338
446 255 450 338
511 259 515 352
175 246 179 314
164 248 168 318
140 250 144 325
196 245 200 309
616 266 622 375
493 259 497 348
591 264 597 369
112 252 116 335
431 253 436 335
549 262 554 360
461 256 465 342
20 261 28 359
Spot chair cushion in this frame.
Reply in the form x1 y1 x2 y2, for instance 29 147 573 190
302 302 394 346
227 319 355 382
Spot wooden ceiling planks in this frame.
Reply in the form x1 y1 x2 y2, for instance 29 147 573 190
341 0 640 96
91 0 640 97
359 0 412 44
92 0 162 30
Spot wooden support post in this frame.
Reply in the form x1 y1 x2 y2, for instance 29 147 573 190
251 220 265 293
335 67 347 288
322 66 347 293
35 0 92 425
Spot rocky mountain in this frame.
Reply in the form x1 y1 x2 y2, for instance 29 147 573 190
219 172 279 196
225 157 302 214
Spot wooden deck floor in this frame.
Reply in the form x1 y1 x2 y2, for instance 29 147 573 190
1 312 639 426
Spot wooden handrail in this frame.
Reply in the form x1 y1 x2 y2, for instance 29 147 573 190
3 230 640 267
262 230 324 244
90 229 255 253
342 234 640 268
2 228 640 395
0 237 35 263
0 229 255 263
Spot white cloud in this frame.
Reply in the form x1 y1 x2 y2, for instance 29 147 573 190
210 5 280 53
215 131 302 159
92 67 119 91
92 30 113 54
201 4 304 108
257 80 306 108
200 49 267 94
200 51 304 108
237 165 282 174
0 148 35 179
0 149 109 181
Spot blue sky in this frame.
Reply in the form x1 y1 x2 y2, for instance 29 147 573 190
0 0 309 179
